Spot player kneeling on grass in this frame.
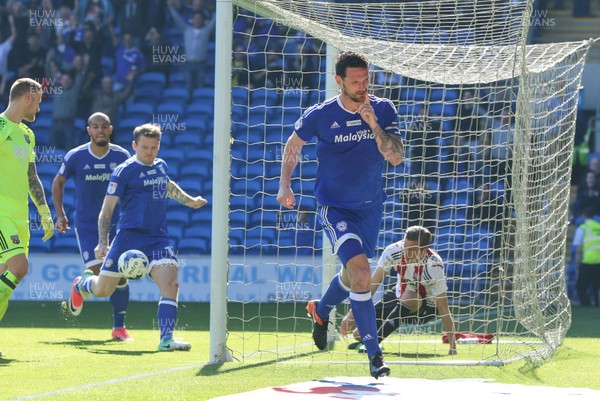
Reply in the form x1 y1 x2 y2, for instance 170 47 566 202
69 123 207 351
340 226 457 355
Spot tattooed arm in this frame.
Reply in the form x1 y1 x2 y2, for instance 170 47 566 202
167 180 207 209
372 124 404 167
29 162 54 241
95 195 119 259
357 99 404 166
28 162 48 208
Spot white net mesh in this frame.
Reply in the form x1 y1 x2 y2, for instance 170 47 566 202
222 0 593 365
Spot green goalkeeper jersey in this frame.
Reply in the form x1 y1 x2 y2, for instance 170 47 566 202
0 114 36 221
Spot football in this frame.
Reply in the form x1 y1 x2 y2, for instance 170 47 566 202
118 249 150 280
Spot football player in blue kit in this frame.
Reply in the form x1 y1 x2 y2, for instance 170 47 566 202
52 112 133 340
277 51 404 379
69 123 207 351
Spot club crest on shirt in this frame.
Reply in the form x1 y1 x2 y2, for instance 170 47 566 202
107 182 118 194
10 235 20 244
83 251 89 261
336 221 348 232
110 163 117 170
158 165 166 175
105 258 114 268
23 134 30 144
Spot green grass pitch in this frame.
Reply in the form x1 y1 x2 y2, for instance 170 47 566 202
1 302 599 400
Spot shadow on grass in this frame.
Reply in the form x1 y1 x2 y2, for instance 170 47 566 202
197 350 320 376
0 357 14 366
40 338 157 355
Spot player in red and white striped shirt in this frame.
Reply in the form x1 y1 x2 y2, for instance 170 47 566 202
340 225 457 355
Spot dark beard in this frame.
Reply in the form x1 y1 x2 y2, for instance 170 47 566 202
95 140 108 147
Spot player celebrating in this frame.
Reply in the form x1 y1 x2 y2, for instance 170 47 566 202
340 226 457 355
0 78 54 325
277 51 404 379
69 123 207 351
52 112 132 340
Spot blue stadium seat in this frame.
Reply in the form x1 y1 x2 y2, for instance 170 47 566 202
232 87 249 105
191 87 215 103
160 148 186 163
250 88 279 106
177 178 202 195
184 225 210 239
163 87 189 105
180 162 211 180
138 72 167 87
29 235 52 253
167 210 190 227
186 149 212 162
52 236 80 253
169 72 186 86
133 85 164 104
156 102 185 115
400 87 427 102
126 102 154 120
172 133 202 147
186 102 213 118
178 237 209 254
118 117 141 135
183 118 209 134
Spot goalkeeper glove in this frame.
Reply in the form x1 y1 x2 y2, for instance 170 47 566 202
37 205 54 242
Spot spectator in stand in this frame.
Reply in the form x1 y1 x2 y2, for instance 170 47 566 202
87 75 134 126
142 27 172 79
0 14 16 100
407 106 441 179
232 45 249 87
51 71 85 149
77 0 114 27
579 156 600 187
405 180 438 233
118 0 146 43
110 31 146 91
69 22 103 86
167 0 216 100
573 206 600 307
573 171 600 225
456 90 485 143
14 33 47 80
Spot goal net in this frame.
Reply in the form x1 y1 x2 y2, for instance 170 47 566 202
216 0 594 366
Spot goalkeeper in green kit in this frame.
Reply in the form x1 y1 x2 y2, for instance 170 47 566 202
0 78 54 354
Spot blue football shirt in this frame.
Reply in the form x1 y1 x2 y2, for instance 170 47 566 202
58 143 131 226
107 157 170 232
294 94 400 209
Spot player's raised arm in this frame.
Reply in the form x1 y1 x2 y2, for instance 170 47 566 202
277 132 306 209
28 162 54 242
166 180 207 209
95 195 119 259
51 173 70 233
358 97 404 166
435 292 457 355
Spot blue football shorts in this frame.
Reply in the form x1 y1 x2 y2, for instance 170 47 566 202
99 228 178 278
75 222 117 268
318 203 384 265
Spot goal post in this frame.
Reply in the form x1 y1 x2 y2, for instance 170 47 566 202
211 0 595 365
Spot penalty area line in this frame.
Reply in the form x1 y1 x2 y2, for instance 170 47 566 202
6 363 208 401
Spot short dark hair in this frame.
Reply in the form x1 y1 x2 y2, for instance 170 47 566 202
405 225 432 247
335 51 369 78
133 123 162 144
9 78 42 103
